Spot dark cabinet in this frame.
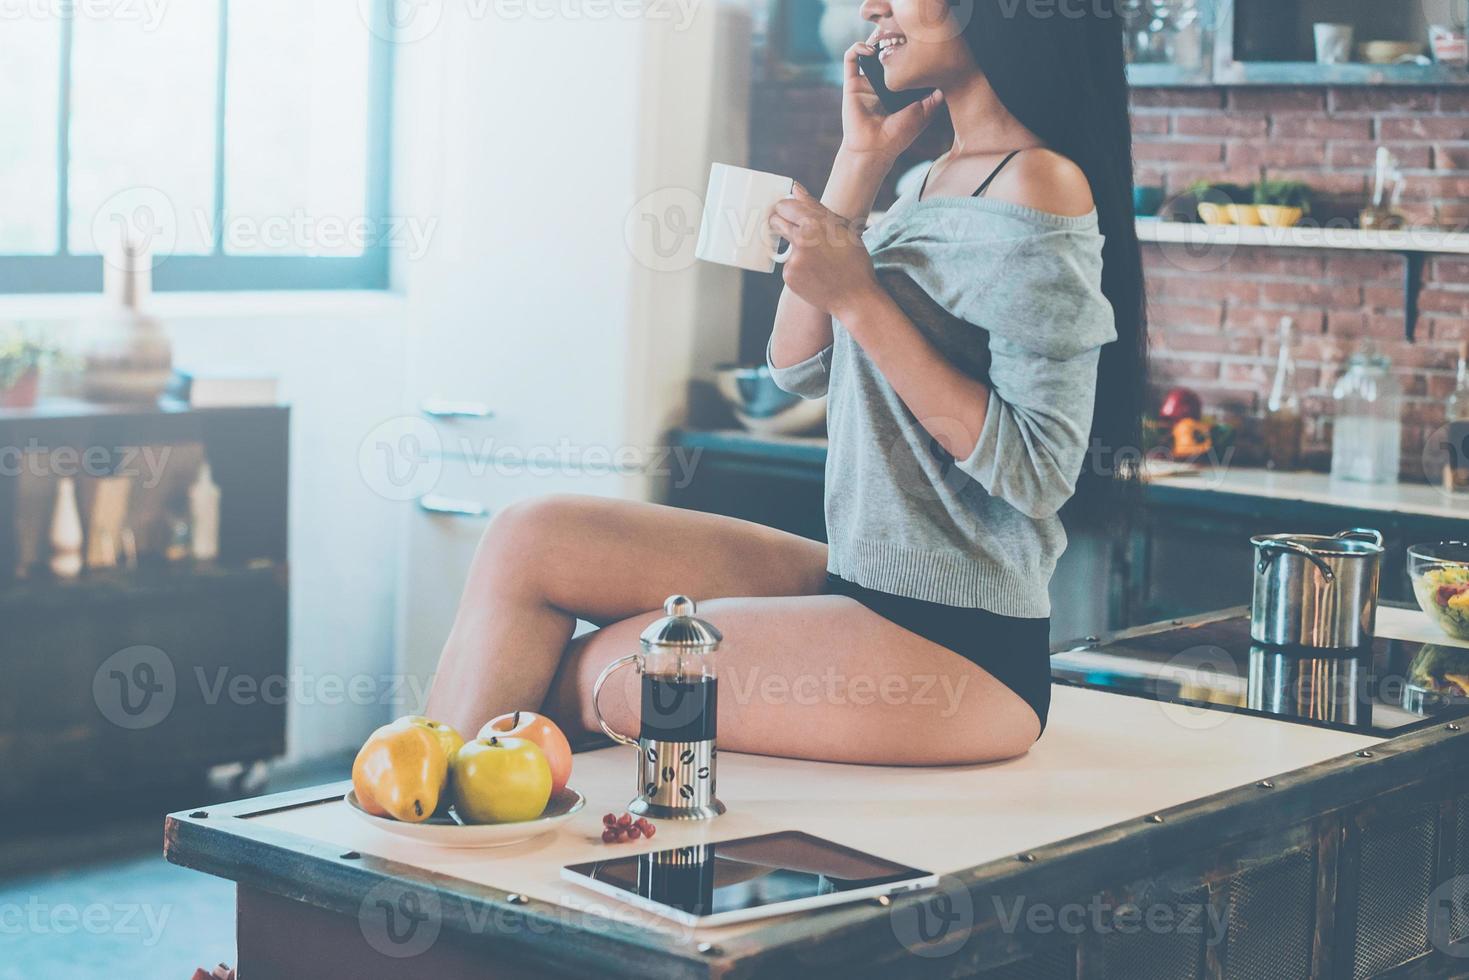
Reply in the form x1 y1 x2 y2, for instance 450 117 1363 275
0 401 289 807
666 431 1468 641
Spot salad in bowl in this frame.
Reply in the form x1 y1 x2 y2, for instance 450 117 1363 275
1409 542 1469 640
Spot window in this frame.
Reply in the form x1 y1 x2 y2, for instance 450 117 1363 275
0 0 394 293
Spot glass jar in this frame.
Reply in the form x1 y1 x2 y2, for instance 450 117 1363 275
1330 343 1402 485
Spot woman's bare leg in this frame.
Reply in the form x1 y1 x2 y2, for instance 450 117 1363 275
425 495 829 738
545 595 1042 766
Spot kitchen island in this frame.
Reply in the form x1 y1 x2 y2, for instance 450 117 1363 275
165 605 1469 979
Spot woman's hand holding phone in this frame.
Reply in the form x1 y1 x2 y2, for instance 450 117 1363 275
839 42 944 167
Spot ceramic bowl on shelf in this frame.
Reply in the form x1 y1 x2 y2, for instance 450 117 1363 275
1196 202 1232 225
735 397 827 436
1408 541 1469 640
715 364 826 436
1257 205 1304 228
1225 204 1263 226
1359 41 1424 65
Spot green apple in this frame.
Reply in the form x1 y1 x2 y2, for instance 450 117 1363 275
451 736 552 824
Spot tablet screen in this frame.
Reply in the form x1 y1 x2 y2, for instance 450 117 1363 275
563 831 931 919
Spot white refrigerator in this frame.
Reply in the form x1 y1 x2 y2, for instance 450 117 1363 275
389 2 753 698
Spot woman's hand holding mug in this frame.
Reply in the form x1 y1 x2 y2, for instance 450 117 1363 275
768 185 880 321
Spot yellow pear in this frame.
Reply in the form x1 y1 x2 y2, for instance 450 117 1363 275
351 722 448 822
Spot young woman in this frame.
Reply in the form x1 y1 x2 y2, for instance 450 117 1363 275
426 0 1146 766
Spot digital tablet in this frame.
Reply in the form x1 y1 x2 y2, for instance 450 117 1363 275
562 830 937 927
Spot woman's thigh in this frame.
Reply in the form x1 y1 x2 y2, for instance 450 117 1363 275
547 594 1043 766
472 494 829 624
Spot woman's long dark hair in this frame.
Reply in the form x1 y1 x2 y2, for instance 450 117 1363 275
961 1 1147 523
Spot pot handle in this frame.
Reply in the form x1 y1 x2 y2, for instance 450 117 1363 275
1335 527 1384 549
1257 538 1336 582
592 654 641 748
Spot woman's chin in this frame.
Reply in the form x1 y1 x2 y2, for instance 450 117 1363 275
886 71 914 92
884 65 926 94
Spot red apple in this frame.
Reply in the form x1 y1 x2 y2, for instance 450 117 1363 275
479 711 573 795
1159 387 1202 423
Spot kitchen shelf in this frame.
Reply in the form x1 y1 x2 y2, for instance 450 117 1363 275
1213 60 1469 87
1126 63 1214 88
1137 220 1469 340
1135 220 1469 256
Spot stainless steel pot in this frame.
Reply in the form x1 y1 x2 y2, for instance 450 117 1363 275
1250 528 1384 649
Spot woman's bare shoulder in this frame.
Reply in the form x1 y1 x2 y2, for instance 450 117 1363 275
989 149 1095 217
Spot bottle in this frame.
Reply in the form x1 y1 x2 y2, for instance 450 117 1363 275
80 234 172 403
49 477 83 579
1444 341 1469 494
1262 317 1304 470
189 460 221 562
1330 341 1402 485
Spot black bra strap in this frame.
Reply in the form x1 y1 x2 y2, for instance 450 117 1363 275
973 149 1023 198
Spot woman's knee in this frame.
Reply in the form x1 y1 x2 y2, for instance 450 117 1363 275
473 494 598 583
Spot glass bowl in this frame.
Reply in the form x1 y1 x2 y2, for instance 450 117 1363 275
1408 542 1469 640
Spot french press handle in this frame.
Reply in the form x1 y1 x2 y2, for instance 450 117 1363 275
591 654 640 747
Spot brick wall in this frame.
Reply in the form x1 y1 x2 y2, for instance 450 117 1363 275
1134 87 1469 478
745 82 1469 480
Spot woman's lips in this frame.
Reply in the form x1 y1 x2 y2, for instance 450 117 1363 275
873 33 907 62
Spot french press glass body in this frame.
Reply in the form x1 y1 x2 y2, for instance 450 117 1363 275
592 595 725 820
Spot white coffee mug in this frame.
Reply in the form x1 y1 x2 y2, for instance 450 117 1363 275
1314 23 1354 65
695 163 795 274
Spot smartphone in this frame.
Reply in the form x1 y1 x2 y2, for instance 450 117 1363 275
856 53 934 114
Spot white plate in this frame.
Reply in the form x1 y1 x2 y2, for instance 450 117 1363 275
344 787 586 848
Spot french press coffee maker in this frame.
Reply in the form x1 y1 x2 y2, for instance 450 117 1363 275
592 595 725 820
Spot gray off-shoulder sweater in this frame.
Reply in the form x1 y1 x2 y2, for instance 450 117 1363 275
767 192 1117 618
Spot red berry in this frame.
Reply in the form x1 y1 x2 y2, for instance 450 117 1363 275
626 824 642 839
617 813 633 828
602 812 618 826
601 828 618 843
642 823 656 838
635 817 653 831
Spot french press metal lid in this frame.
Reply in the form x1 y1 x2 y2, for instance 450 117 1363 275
593 595 726 820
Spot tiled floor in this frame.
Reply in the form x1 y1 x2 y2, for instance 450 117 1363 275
0 754 350 979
